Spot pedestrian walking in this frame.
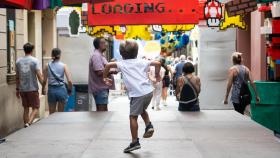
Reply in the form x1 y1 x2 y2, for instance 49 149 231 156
224 52 260 115
16 43 44 128
103 40 161 153
149 59 166 111
42 48 73 114
88 37 115 111
176 62 201 111
161 57 172 106
175 55 187 81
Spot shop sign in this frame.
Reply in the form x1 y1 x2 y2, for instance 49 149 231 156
88 0 199 26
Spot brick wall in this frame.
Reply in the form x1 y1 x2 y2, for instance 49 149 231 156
226 0 257 16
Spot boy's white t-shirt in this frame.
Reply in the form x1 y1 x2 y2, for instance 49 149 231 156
116 59 154 98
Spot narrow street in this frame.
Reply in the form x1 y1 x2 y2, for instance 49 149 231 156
0 96 279 158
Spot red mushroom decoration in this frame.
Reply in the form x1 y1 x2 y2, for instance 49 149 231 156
204 0 222 27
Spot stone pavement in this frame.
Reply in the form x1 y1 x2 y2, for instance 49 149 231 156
0 96 280 158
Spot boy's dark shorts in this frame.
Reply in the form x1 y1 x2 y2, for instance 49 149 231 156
20 91 40 109
130 92 153 116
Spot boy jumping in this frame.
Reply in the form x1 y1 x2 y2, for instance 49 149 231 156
103 40 161 153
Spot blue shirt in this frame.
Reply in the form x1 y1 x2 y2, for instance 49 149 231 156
175 61 186 79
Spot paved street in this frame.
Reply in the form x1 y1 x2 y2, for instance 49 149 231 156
0 96 280 158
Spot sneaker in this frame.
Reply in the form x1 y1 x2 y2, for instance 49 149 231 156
143 122 154 138
123 139 141 153
24 123 30 128
163 100 167 106
0 138 5 144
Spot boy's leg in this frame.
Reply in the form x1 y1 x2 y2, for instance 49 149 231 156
141 110 154 138
124 115 141 153
141 110 151 126
129 115 139 142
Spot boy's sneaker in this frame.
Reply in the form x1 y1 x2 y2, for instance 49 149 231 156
124 139 141 153
143 122 154 138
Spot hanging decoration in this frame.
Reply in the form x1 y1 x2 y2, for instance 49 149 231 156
152 25 195 33
87 26 116 37
114 25 126 40
219 11 246 31
157 32 190 52
124 25 152 41
204 0 223 27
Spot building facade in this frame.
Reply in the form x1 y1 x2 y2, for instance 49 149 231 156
0 8 57 137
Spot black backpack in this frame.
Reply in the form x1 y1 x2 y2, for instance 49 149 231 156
239 68 252 106
178 77 198 104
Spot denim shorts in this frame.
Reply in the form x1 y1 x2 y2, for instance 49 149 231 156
93 90 109 105
48 85 68 104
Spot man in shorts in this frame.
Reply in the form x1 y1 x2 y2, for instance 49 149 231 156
89 37 115 111
16 43 44 128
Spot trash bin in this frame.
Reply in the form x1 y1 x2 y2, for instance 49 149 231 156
65 86 76 112
75 84 91 111
249 81 280 133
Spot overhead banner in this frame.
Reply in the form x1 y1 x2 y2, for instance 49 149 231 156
88 0 199 26
62 0 114 5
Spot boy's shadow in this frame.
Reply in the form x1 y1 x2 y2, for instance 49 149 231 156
127 151 153 158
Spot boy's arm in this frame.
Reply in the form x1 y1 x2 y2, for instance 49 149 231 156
150 61 161 81
103 62 118 86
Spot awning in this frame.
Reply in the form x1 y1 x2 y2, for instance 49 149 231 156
1 0 33 10
33 0 50 10
50 0 63 9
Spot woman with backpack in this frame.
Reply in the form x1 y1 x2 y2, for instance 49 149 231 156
224 52 260 115
42 48 73 114
176 62 201 111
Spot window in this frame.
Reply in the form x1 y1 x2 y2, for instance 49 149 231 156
6 9 16 84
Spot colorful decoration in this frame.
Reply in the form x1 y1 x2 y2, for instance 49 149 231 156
158 32 190 52
152 25 195 33
124 25 152 40
204 0 222 27
87 26 116 37
220 11 246 30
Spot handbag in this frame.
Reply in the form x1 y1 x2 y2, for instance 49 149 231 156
48 63 72 94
